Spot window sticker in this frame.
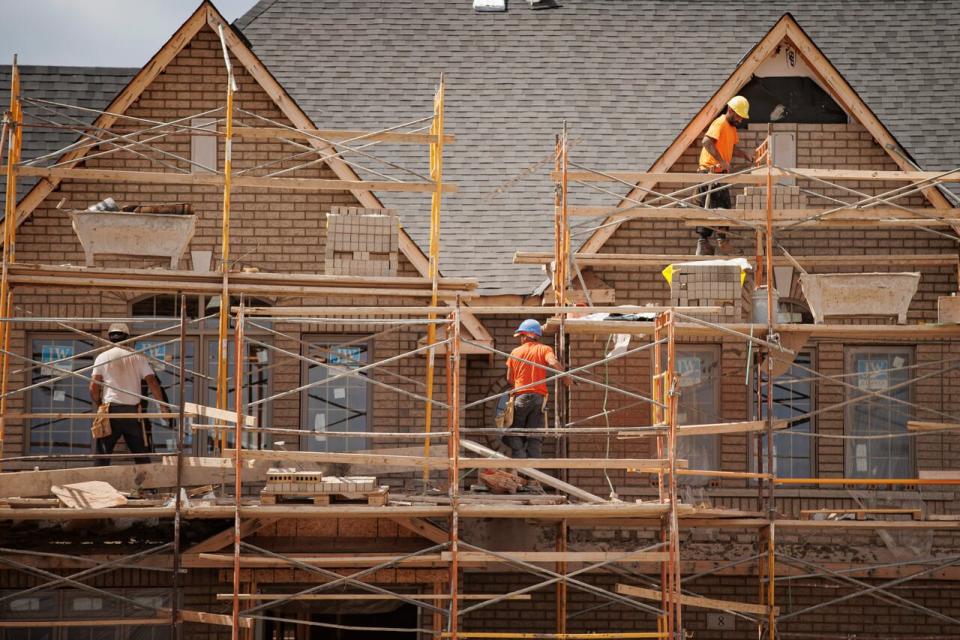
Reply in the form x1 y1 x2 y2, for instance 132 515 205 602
857 357 889 391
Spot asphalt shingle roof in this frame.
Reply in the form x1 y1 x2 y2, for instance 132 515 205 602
0 66 137 213
234 0 960 294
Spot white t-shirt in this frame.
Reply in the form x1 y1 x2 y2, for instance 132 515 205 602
92 346 155 405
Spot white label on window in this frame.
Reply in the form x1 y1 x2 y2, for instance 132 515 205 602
10 598 40 612
892 356 905 369
257 349 269 364
53 390 66 402
677 356 702 388
333 387 346 399
133 595 165 609
855 444 868 472
314 414 327 443
72 597 103 611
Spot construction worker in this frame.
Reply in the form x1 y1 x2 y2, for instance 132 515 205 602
89 323 166 466
695 95 753 255
504 319 566 460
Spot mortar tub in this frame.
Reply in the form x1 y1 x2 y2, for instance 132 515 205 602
69 210 197 269
799 272 920 324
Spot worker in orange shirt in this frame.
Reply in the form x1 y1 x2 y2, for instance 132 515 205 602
504 319 566 459
695 95 752 255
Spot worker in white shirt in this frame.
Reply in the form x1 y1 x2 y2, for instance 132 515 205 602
89 323 166 466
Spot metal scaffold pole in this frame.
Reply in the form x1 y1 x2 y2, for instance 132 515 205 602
231 298 245 640
171 293 188 639
424 73 445 487
763 127 777 640
448 299 462 640
216 24 238 452
0 55 22 464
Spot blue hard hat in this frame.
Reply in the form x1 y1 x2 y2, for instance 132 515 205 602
514 318 543 337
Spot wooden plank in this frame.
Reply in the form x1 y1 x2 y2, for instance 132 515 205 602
455 502 690 519
616 583 776 616
555 169 960 184
0 618 170 629
218 593 530 601
184 518 278 554
392 517 449 544
558 319 960 340
514 252 959 268
185 402 256 427
619 420 787 438
0 456 271 498
907 421 960 432
441 551 670 563
230 126 454 145
175 609 252 628
567 205 960 225
228 449 449 469
918 470 960 480
460 439 606 504
13 165 456 194
197 552 448 568
230 450 682 471
459 457 687 470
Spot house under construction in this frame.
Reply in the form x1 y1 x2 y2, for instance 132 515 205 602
2 1 960 639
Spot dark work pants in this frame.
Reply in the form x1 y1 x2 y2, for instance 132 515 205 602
95 404 151 466
502 393 546 459
696 169 732 239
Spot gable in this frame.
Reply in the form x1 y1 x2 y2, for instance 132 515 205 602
578 12 956 256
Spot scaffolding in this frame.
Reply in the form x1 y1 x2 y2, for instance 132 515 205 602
2 32 960 640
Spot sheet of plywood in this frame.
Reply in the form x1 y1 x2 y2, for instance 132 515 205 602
51 481 127 509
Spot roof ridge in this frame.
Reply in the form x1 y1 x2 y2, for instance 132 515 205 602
233 0 280 31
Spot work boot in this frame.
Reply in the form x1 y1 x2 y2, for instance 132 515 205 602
716 236 742 256
695 237 715 256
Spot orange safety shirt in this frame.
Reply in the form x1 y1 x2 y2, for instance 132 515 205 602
698 114 739 171
507 341 556 397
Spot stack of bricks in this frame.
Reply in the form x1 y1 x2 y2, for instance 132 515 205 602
325 206 399 276
669 264 744 323
735 185 808 209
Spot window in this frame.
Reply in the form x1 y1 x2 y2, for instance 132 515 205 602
132 338 195 454
754 352 814 478
190 117 217 173
204 339 270 452
29 337 96 454
0 589 169 640
845 347 914 478
302 338 371 452
671 346 721 484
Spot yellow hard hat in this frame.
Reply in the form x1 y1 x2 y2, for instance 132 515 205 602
727 95 750 119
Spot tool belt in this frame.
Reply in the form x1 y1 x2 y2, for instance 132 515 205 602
91 404 112 439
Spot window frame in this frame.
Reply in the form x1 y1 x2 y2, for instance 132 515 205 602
844 345 915 479
299 334 375 453
750 350 817 479
655 344 723 477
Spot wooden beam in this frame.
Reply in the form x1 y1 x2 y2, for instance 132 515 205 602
907 421 960 432
12 165 456 194
616 583 777 616
0 456 271 498
441 551 670 563
197 552 448 568
184 518 277 555
618 420 788 438
558 319 960 340
185 402 256 427
459 439 606 504
392 517 449 544
218 593 529 601
230 126 454 145
555 168 960 184
566 205 960 226
918 470 960 481
515 252 959 268
230 450 686 471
